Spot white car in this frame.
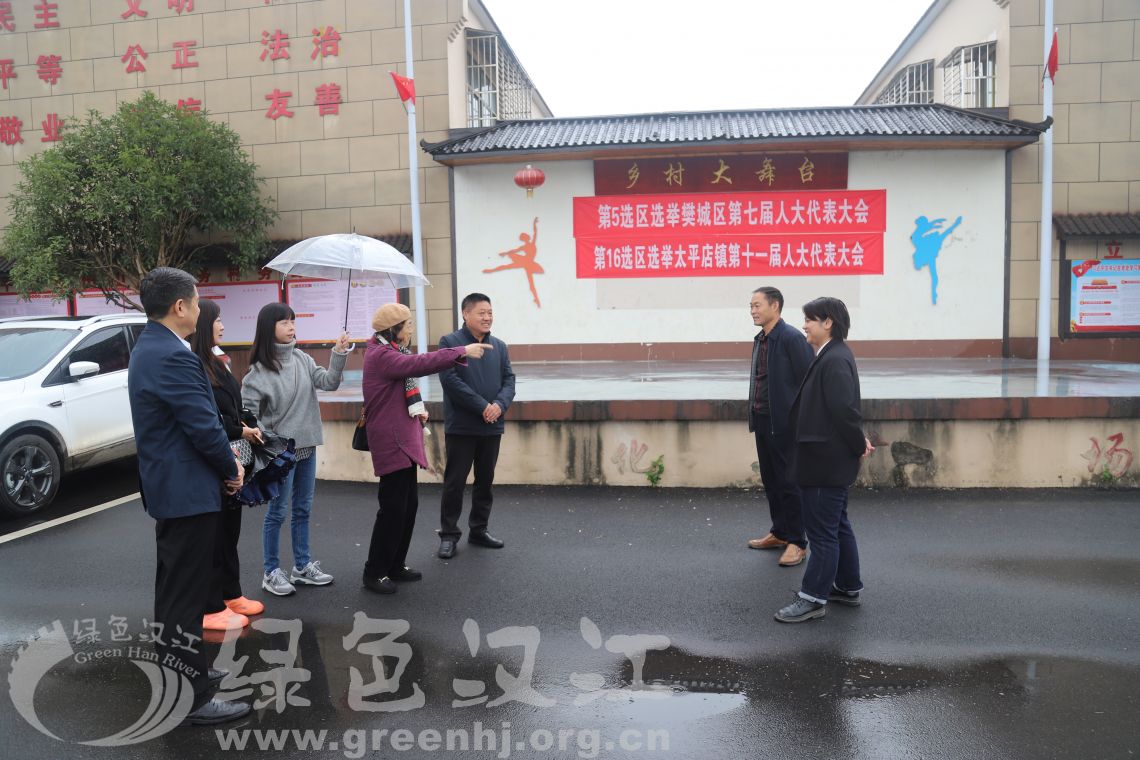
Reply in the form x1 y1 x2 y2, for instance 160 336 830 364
0 313 148 516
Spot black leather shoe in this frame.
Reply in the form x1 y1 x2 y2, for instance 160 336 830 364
362 573 397 594
390 566 422 581
207 668 229 689
468 531 504 549
828 588 862 607
438 539 456 559
180 698 251 726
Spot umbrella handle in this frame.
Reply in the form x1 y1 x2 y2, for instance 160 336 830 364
344 270 352 333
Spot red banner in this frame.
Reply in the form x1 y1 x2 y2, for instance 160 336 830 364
594 154 847 195
576 234 883 278
574 190 885 238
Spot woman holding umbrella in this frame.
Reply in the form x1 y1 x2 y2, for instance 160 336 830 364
361 303 491 594
243 302 352 597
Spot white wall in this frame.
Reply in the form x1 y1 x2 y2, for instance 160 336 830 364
452 149 1007 344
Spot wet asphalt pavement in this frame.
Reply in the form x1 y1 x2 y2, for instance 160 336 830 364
1 483 1137 759
0 456 138 536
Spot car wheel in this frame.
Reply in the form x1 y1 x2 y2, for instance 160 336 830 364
0 434 62 516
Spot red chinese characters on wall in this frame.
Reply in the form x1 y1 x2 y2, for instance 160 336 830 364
260 30 290 61
265 89 293 119
0 6 352 128
121 0 147 20
0 58 14 89
314 84 341 116
37 55 63 85
34 1 60 29
594 154 848 195
573 189 886 278
311 26 340 60
121 45 147 73
172 40 199 69
41 113 63 141
0 115 22 145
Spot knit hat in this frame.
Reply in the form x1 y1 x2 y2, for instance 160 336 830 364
372 303 411 332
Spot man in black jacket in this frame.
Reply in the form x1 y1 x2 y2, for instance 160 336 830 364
747 286 814 567
775 296 874 624
437 293 517 559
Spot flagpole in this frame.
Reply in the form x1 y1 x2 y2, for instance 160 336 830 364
1035 0 1055 397
402 0 430 399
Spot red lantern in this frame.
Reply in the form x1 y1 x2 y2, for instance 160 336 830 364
514 164 545 198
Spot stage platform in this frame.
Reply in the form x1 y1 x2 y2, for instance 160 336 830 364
313 358 1140 489
318 357 1140 413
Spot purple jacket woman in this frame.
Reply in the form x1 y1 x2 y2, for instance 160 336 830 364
363 339 466 477
360 303 490 595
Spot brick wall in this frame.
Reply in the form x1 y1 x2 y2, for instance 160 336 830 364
1007 0 1140 343
0 0 470 343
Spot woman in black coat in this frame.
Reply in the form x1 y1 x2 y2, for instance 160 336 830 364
775 297 875 624
191 299 265 631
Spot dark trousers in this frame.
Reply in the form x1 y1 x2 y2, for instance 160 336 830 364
365 466 418 579
154 511 218 710
439 434 501 539
753 420 806 547
799 486 863 603
207 505 243 613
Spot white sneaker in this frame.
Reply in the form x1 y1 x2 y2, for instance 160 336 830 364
290 560 333 586
262 568 296 596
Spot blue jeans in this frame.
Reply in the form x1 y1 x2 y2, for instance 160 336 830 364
262 454 317 575
798 486 863 604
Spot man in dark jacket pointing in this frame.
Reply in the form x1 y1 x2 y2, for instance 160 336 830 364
437 293 516 559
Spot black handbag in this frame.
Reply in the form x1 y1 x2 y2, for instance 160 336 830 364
352 409 369 452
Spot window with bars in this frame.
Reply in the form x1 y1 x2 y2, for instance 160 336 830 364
466 30 535 128
940 42 996 108
875 60 935 104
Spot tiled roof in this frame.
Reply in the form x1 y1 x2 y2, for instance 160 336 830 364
424 104 1044 160
1053 213 1140 239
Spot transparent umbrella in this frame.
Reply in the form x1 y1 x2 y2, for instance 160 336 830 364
264 233 429 329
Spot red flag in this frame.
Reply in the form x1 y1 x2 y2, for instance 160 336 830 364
1044 29 1059 82
389 71 415 103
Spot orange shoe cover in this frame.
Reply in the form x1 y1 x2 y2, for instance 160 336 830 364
224 596 265 616
203 608 249 631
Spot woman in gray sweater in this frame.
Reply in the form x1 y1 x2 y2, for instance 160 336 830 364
243 302 352 597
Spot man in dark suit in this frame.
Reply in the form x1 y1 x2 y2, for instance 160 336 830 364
747 286 814 567
436 293 516 559
775 296 874 623
128 267 251 724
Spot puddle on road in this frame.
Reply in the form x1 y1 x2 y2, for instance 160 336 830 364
8 627 1139 757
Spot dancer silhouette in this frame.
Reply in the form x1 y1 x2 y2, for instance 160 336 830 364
911 215 962 304
484 217 543 307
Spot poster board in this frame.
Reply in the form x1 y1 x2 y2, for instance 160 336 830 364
284 278 398 344
0 292 71 319
73 289 137 316
1063 259 1140 337
198 281 281 346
